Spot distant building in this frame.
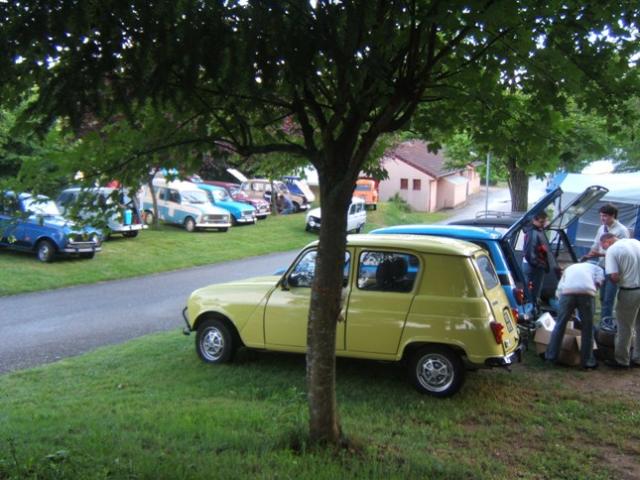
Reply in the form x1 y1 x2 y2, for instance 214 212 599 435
378 140 480 212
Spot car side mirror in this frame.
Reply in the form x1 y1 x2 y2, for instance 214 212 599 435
287 273 301 288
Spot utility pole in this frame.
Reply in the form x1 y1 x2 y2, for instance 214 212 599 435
484 152 491 215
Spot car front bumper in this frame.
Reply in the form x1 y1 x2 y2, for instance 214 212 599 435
182 307 192 335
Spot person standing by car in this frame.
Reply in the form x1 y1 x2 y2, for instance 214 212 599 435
522 212 550 305
600 233 640 368
545 262 604 369
583 204 629 324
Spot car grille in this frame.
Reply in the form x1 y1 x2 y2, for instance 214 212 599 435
204 214 229 224
258 204 270 213
242 211 254 219
68 234 100 248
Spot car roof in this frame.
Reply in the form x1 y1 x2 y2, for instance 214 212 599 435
196 183 224 192
370 224 503 241
305 234 483 257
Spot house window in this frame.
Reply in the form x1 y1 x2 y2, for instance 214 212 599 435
400 178 408 190
413 179 421 191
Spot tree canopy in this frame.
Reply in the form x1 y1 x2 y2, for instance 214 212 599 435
2 1 639 445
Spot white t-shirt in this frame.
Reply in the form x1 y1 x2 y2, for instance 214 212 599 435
557 262 604 296
604 238 640 289
591 219 630 253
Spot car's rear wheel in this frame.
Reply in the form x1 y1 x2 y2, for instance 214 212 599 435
409 345 465 397
36 239 56 263
196 319 236 364
122 231 139 238
184 217 196 232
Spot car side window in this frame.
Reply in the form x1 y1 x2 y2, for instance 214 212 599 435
168 190 180 203
349 204 356 215
357 251 419 292
288 250 350 288
476 255 500 290
159 188 168 201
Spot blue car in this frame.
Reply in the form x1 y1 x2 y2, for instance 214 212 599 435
372 185 609 324
195 183 257 225
0 192 102 262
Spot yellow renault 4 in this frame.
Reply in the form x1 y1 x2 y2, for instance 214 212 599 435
183 234 521 397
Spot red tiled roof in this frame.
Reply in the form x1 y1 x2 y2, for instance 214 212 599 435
386 140 459 179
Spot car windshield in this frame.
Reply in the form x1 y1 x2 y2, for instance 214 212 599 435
183 190 208 204
213 189 230 202
22 196 61 216
355 184 372 191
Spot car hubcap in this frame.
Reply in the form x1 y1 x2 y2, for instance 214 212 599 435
38 244 50 261
417 354 454 392
201 327 224 361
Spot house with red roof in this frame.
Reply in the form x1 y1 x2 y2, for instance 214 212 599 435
378 140 480 212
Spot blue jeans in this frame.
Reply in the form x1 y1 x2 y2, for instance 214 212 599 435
600 275 618 321
523 262 545 304
545 294 596 368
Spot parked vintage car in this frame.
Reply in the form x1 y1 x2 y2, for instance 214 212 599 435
353 178 379 210
241 179 310 212
203 180 271 219
305 197 367 233
282 175 316 203
141 179 232 232
194 183 257 225
0 192 102 262
372 185 609 321
57 187 145 238
182 234 521 397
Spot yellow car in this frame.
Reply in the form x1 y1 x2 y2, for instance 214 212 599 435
183 234 521 397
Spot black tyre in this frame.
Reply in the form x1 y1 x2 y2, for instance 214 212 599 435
195 319 236 364
355 223 364 234
122 231 139 238
292 202 301 213
80 252 95 259
36 239 56 263
217 227 229 232
409 345 465 397
184 217 196 232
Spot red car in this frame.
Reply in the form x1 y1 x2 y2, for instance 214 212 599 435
204 180 271 219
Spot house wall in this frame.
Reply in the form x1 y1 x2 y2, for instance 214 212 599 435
465 166 481 194
436 177 468 209
379 157 435 212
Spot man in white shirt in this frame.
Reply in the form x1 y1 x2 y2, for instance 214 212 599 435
584 204 630 323
600 233 640 368
545 262 604 369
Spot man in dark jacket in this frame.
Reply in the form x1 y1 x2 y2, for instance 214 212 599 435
522 212 550 305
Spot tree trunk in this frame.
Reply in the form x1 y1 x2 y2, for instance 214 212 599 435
506 157 529 212
306 172 353 445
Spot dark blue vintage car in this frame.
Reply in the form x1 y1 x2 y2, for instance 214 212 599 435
0 192 102 262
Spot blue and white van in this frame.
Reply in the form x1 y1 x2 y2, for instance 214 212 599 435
142 180 231 232
193 183 257 225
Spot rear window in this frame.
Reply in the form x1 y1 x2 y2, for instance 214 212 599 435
476 255 500 290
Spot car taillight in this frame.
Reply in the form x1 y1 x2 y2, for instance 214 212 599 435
490 321 504 345
511 308 519 323
514 288 525 305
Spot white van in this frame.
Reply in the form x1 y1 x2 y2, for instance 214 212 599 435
305 197 366 233
57 187 145 238
142 179 231 232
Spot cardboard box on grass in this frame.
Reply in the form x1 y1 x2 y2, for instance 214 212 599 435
534 313 597 366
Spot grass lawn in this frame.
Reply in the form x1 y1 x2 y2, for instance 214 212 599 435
0 201 447 296
1 332 638 479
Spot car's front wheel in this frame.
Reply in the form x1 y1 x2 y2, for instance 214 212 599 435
184 217 196 232
409 345 465 397
36 239 56 263
122 231 139 238
195 319 236 364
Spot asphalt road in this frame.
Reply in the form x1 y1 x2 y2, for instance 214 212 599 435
0 250 297 374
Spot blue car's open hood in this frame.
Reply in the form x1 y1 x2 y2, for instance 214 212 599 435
503 185 609 241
